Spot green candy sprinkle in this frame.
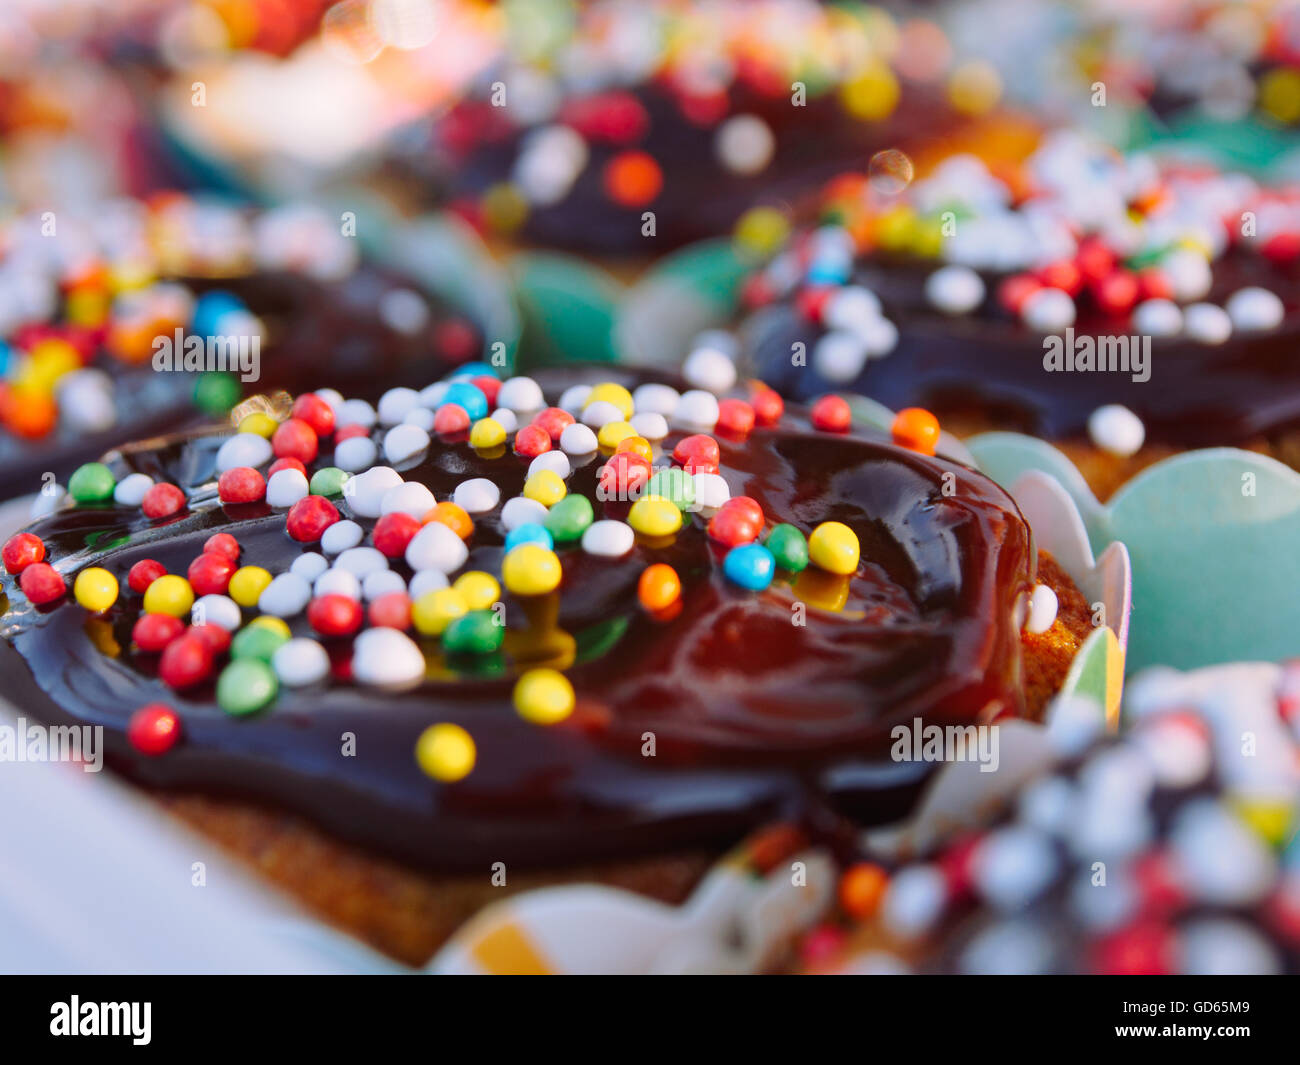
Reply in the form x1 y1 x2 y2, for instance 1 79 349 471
544 494 594 542
230 625 288 662
68 462 116 503
310 467 350 497
442 610 504 655
765 523 809 573
217 659 278 715
193 372 242 416
642 468 696 512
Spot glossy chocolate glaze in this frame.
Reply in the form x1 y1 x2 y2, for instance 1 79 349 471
0 267 478 501
0 367 1035 872
749 251 1300 446
409 82 958 256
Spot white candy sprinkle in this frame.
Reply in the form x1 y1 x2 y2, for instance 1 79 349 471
881 865 947 940
351 628 425 689
380 481 436 519
289 552 329 582
490 408 518 433
272 638 330 687
559 422 598 455
1170 798 1276 906
345 466 402 518
1181 918 1281 976
861 316 899 357
631 383 679 416
714 113 775 175
265 468 310 508
337 398 376 429
383 423 430 464
334 547 388 578
418 381 450 409
314 567 362 600
501 495 549 531
1183 302 1232 344
408 569 450 598
971 827 1059 911
580 400 624 428
1087 404 1145 457
812 330 869 383
496 376 544 413
58 369 116 432
825 286 882 330
629 411 669 440
673 389 720 429
453 477 500 513
377 387 421 426
321 519 364 555
925 264 986 315
193 594 241 631
1132 298 1183 336
402 407 436 432
528 450 570 479
113 472 153 507
682 345 738 393
31 485 66 518
215 433 272 473
334 435 378 473
315 388 344 418
558 384 592 414
363 569 407 601
1225 286 1284 332
1162 248 1212 301
692 472 731 511
581 519 634 557
378 288 430 335
405 521 468 573
1024 583 1059 634
258 572 312 617
1020 287 1076 332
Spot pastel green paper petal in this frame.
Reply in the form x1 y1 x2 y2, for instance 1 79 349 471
613 238 748 367
1129 112 1300 177
1057 627 1124 730
967 432 1106 530
510 252 625 368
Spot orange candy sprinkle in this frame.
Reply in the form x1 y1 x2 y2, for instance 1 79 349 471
637 563 681 612
1 385 58 438
604 151 663 208
891 407 941 455
839 862 889 921
614 435 653 463
423 501 474 540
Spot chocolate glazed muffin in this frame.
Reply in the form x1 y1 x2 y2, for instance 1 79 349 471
0 198 481 503
0 365 1090 965
728 131 1300 499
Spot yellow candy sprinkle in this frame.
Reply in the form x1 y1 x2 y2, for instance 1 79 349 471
238 412 279 438
415 723 476 782
502 544 562 596
481 182 529 234
583 382 634 420
734 206 791 259
249 615 291 638
616 435 653 462
24 339 81 390
229 565 273 607
513 668 575 725
596 420 636 450
73 567 119 613
453 571 501 611
947 59 1002 116
808 521 860 575
523 469 567 507
142 574 194 617
1260 68 1300 125
469 417 507 450
627 496 683 537
839 61 900 121
412 588 469 636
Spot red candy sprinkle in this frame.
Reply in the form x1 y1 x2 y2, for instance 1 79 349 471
433 403 471 435
291 392 335 437
708 504 762 547
187 552 235 596
1091 921 1176 976
1075 236 1116 284
672 434 720 474
1037 258 1083 296
286 495 340 543
19 562 65 605
471 376 501 407
997 274 1041 314
2 532 44 574
204 532 241 563
128 559 167 594
271 417 319 464
159 634 214 690
1092 269 1140 316
188 623 232 655
268 457 308 479
132 613 185 652
715 398 756 437
598 452 652 500
335 423 370 443
532 407 574 442
372 512 421 558
751 383 784 426
217 466 266 504
368 591 412 631
795 285 834 324
1137 267 1173 302
307 594 363 638
810 394 851 433
725 496 765 528
141 482 186 519
127 704 182 756
514 423 552 458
